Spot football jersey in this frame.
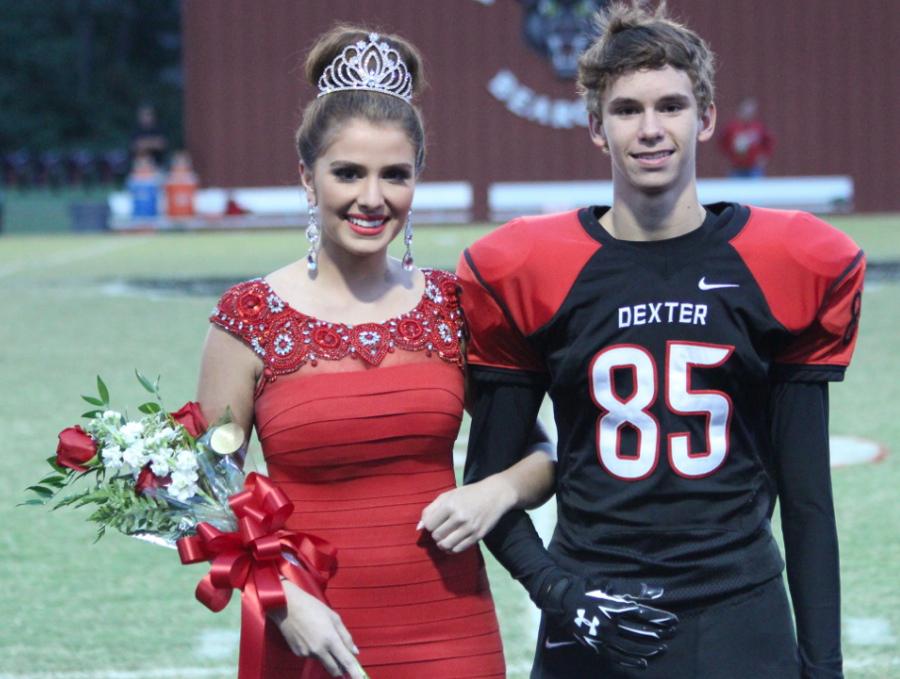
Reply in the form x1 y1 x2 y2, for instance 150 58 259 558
459 203 864 605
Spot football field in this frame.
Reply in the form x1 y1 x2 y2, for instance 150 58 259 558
1 215 898 678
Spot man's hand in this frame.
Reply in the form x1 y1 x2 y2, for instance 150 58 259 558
542 577 678 669
570 584 677 668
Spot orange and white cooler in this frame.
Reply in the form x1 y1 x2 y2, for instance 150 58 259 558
165 152 198 217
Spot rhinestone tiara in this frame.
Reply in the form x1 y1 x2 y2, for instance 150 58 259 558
317 33 413 103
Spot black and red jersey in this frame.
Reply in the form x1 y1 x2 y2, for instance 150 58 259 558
459 202 864 605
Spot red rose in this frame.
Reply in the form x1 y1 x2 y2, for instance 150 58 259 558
170 402 208 438
56 426 97 472
135 464 170 496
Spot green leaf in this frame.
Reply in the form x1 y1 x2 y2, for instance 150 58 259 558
138 401 161 414
39 474 66 488
96 376 110 404
135 370 156 394
46 456 66 473
81 409 103 419
81 395 104 406
53 491 90 509
26 485 55 498
18 498 48 506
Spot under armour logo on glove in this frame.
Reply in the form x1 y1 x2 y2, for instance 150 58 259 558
574 608 600 636
564 581 679 669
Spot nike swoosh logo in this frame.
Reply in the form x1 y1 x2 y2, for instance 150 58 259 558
698 276 740 290
544 638 578 650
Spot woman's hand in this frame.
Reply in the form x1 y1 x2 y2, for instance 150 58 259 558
418 475 516 553
268 580 365 679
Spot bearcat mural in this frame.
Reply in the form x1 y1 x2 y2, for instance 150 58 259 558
520 0 608 79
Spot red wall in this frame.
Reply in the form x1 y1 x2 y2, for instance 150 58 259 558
182 0 900 217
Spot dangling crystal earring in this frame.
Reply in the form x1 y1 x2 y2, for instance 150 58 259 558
402 208 414 271
306 204 320 271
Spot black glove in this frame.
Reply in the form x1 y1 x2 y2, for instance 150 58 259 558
539 575 679 670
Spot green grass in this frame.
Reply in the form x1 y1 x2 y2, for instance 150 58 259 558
830 214 900 261
1 215 898 678
3 186 898 260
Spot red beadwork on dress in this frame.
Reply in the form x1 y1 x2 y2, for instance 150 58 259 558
210 268 463 376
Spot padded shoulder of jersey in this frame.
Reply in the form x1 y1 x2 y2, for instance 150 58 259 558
730 207 863 333
461 210 600 335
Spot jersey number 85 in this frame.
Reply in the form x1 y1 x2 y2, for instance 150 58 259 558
589 342 734 481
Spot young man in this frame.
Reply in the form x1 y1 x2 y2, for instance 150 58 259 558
459 3 863 678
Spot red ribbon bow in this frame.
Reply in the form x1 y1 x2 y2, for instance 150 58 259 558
177 472 337 679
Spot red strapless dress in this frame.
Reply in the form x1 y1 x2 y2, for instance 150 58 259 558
211 269 505 679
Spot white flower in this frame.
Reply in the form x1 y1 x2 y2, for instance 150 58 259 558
119 421 145 445
169 469 200 501
158 426 179 442
149 452 172 477
147 427 177 450
173 448 197 472
101 445 124 470
168 484 197 502
86 417 114 441
102 410 122 424
122 440 148 468
171 468 198 485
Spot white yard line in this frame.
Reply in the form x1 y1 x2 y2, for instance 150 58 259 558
0 670 232 679
0 238 145 279
829 435 888 467
0 628 241 679
195 628 240 660
844 656 900 670
845 616 897 646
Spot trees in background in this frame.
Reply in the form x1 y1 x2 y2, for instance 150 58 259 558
0 0 182 164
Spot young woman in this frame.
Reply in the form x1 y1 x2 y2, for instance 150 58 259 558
196 26 553 679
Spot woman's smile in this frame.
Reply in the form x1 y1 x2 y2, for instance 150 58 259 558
346 212 390 235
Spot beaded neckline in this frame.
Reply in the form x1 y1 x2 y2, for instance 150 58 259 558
210 268 464 376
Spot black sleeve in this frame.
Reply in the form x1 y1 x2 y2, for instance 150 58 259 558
525 416 554 458
769 381 843 679
464 365 567 608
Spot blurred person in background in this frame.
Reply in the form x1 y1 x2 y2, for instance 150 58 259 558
130 103 169 168
719 96 774 178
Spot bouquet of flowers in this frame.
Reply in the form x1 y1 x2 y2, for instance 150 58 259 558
25 372 347 679
25 372 246 544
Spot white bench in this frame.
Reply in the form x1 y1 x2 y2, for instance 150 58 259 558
488 176 854 222
109 181 474 230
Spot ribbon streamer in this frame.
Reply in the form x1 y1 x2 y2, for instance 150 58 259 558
178 472 337 679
